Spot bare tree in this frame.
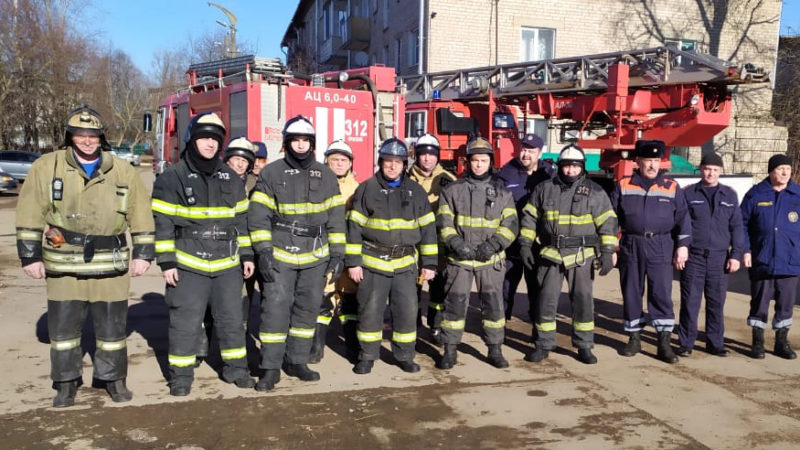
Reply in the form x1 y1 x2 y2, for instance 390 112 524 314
773 36 800 175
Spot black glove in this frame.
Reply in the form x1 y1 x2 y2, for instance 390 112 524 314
520 245 535 271
325 254 344 281
258 249 276 283
448 236 475 260
598 252 614 276
475 241 495 262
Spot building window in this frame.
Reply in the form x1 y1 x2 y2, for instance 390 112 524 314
665 39 697 66
408 30 419 67
520 27 555 62
518 118 550 152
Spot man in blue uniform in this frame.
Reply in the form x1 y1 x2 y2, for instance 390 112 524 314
741 154 800 360
677 153 745 357
610 139 691 364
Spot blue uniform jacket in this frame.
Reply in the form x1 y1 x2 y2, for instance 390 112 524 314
741 178 800 277
495 158 554 256
683 182 745 260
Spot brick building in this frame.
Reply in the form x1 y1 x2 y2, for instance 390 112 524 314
281 0 787 176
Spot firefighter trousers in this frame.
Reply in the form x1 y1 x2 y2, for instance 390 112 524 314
440 263 506 346
165 269 249 384
48 299 128 382
259 262 326 369
748 275 799 330
317 291 359 326
357 268 418 362
420 270 446 328
678 250 728 349
535 261 595 350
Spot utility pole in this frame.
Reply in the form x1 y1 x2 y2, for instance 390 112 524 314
208 2 238 58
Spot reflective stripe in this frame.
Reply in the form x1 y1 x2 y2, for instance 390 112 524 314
363 217 420 230
44 248 128 263
237 235 251 247
259 332 287 343
536 321 557 332
437 204 454 217
169 354 197 367
440 227 458 239
51 337 80 351
543 210 595 225
289 327 315 338
520 228 537 241
357 330 382 342
441 319 465 330
17 229 42 240
220 347 247 360
256 193 343 215
250 191 276 210
328 232 346 244
774 318 793 329
594 209 617 226
482 318 506 329
339 314 358 323
447 252 505 268
345 243 362 255
573 321 594 331
523 203 539 219
274 244 329 265
419 244 438 256
176 250 239 272
96 339 126 351
417 212 435 227
747 318 767 329
317 315 333 325
132 233 155 245
392 330 417 343
362 253 416 272
348 209 368 225
501 208 517 219
250 230 272 243
601 235 618 246
152 198 244 219
496 226 516 242
428 301 444 311
455 215 500 228
540 247 596 267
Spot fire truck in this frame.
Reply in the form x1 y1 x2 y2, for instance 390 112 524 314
148 55 404 182
398 45 768 182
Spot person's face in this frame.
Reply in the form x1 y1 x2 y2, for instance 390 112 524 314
380 156 404 180
469 154 492 177
195 137 219 159
700 164 722 186
416 152 438 172
518 145 541 171
560 163 582 178
291 136 311 154
71 131 101 158
769 164 792 187
253 157 268 175
327 154 352 177
637 157 661 179
226 155 250 176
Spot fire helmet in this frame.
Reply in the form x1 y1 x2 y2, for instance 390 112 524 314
224 136 256 171
414 133 440 158
324 139 353 160
282 115 316 151
557 144 586 168
466 136 494 157
378 138 408 161
63 105 110 149
186 112 226 146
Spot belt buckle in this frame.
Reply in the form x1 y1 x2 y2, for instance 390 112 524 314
644 232 655 238
556 235 565 249
390 245 403 259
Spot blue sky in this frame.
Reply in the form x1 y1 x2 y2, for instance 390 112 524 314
97 0 799 74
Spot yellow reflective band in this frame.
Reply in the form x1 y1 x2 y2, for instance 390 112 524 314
289 327 315 338
220 347 247 360
392 330 417 343
17 229 42 240
317 315 333 325
757 201 772 207
132 234 155 244
169 354 197 367
250 230 272 243
440 227 457 239
437 204 454 217
501 208 517 219
328 232 346 244
235 199 249 214
441 319 465 330
364 217 419 231
251 191 276 210
237 235 251 247
523 203 539 219
51 338 81 351
520 228 537 241
271 195 344 215
419 244 438 256
259 332 287 343
44 248 128 263
574 321 594 331
418 212 435 227
497 226 516 242
345 243 362 255
152 198 241 219
447 252 505 267
536 321 557 332
96 339 126 351
348 209 368 226
428 302 444 311
455 216 501 228
273 245 329 265
594 209 617 226
339 314 358 323
482 318 506 329
362 253 417 272
357 330 383 342
601 235 618 246
176 250 239 272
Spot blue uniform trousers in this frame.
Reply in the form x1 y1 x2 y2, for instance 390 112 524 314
619 234 675 332
748 275 799 330
678 249 728 349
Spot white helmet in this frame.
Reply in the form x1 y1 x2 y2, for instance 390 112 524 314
414 133 440 158
324 139 353 160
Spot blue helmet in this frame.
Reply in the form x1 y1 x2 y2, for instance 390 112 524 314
378 138 408 161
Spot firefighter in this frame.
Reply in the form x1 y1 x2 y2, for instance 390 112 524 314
346 138 437 374
224 136 256 180
407 132 456 345
252 141 269 175
741 154 800 360
248 115 346 391
610 139 691 364
520 144 618 364
436 137 518 370
496 133 554 324
677 153 745 357
16 105 155 407
309 139 361 364
152 112 256 396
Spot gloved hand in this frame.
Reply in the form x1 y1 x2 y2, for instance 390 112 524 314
474 241 495 262
520 245 535 271
598 252 614 276
448 236 476 261
258 249 276 283
325 254 344 281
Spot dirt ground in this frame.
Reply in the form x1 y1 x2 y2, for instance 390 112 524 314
1 168 799 449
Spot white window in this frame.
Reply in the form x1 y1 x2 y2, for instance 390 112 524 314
408 30 419 67
518 118 550 152
520 27 555 62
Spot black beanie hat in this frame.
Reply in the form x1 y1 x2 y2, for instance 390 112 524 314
700 152 724 168
768 154 792 173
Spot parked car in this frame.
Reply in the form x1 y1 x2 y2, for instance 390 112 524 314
110 146 141 166
0 150 41 181
0 170 18 192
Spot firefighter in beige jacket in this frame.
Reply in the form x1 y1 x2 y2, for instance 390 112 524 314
15 105 155 407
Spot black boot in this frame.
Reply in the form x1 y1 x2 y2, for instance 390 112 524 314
487 344 509 368
774 328 797 360
283 363 320 381
53 379 80 408
353 359 374 374
657 331 678 364
169 378 192 397
436 344 458 370
621 332 641 357
397 360 420 373
342 321 360 363
524 346 549 363
255 369 281 391
308 323 328 364
752 327 765 359
577 348 598 364
105 379 133 403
